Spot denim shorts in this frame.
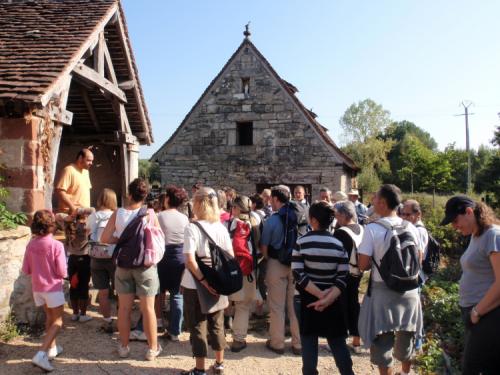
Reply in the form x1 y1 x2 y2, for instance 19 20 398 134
114 265 159 297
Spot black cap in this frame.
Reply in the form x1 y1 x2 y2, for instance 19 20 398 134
440 195 476 225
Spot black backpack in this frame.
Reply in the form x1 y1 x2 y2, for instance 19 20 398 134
193 222 243 296
113 207 148 268
371 220 421 293
271 202 298 266
416 224 441 276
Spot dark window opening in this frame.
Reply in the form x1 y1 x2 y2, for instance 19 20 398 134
241 77 250 94
237 122 253 145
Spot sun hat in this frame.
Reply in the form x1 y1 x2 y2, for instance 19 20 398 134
332 191 348 202
347 189 360 196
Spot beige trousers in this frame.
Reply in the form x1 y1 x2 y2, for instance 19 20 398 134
230 275 256 342
265 258 301 349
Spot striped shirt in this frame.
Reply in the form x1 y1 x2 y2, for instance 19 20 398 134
292 230 349 292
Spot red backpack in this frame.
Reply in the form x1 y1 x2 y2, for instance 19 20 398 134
228 219 254 276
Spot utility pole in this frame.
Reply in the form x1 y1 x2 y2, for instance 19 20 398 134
456 101 474 194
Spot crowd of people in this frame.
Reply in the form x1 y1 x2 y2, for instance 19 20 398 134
20 148 500 375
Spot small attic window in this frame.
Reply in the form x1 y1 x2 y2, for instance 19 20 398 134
242 77 250 94
237 122 253 146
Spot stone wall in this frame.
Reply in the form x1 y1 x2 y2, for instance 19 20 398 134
154 41 354 197
0 226 44 326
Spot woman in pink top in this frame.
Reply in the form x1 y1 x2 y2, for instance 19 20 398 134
22 210 67 372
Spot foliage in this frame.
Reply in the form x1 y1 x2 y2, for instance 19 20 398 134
493 124 500 147
384 120 438 151
0 313 20 342
397 135 433 193
138 159 161 185
417 262 464 374
0 163 27 230
339 98 392 144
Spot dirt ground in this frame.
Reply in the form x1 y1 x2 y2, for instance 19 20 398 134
0 294 404 375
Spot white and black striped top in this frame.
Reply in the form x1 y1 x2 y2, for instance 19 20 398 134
292 230 349 291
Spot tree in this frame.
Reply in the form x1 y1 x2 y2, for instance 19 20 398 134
384 120 438 151
493 124 500 147
340 98 392 143
340 99 393 192
420 152 453 206
139 159 161 185
397 135 433 194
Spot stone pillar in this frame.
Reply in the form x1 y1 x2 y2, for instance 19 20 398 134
0 116 45 215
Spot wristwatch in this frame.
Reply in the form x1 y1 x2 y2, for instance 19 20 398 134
472 306 481 319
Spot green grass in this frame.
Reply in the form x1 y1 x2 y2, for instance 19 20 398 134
0 313 20 342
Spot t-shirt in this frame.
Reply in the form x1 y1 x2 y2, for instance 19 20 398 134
22 234 67 292
158 209 189 245
260 214 284 250
459 225 500 307
181 220 234 290
55 164 92 212
415 220 429 258
113 207 141 238
358 216 423 282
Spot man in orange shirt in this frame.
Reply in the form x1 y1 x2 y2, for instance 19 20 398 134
54 149 94 214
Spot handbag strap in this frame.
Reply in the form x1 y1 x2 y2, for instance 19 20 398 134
193 221 217 247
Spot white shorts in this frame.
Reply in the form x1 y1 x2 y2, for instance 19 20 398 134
33 291 65 308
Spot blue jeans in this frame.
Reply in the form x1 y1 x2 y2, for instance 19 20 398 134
167 285 183 336
301 335 354 375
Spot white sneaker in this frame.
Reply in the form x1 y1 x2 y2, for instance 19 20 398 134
32 351 54 372
353 345 362 354
48 345 63 360
71 314 80 321
145 343 163 361
129 329 147 341
118 345 130 358
78 315 93 323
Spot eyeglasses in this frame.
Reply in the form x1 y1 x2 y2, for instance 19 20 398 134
400 212 414 217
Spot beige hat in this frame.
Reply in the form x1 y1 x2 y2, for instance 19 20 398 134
347 189 360 196
332 191 348 202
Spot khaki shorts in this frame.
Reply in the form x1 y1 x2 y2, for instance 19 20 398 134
114 266 159 297
370 331 415 368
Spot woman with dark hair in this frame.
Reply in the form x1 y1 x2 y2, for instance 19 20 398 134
292 201 354 375
441 195 500 374
101 178 162 361
157 186 189 341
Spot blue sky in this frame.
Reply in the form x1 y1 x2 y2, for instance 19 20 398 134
121 0 500 159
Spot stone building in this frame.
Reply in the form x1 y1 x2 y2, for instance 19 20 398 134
0 0 153 215
152 29 357 199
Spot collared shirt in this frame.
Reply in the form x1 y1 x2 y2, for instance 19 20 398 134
260 214 284 250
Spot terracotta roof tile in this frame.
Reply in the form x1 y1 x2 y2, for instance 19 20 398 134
0 0 116 102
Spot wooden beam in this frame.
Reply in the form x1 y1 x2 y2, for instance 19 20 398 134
73 63 127 103
102 38 117 84
119 102 132 134
33 106 73 126
114 130 137 144
94 32 105 76
118 80 135 90
79 87 101 131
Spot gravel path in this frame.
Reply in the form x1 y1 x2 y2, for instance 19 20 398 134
0 298 391 374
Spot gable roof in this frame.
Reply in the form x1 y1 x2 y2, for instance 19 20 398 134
0 0 152 143
151 38 357 170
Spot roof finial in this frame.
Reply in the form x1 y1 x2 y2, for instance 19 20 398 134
243 22 251 39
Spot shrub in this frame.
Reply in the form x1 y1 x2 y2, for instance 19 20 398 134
0 164 27 230
0 313 20 342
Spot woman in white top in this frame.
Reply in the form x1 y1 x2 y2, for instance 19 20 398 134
181 187 234 375
101 178 162 361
